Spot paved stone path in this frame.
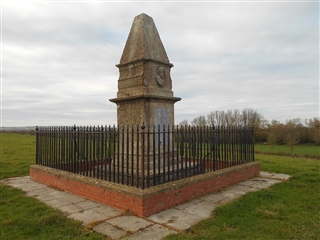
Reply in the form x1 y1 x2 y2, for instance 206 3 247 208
1 172 290 240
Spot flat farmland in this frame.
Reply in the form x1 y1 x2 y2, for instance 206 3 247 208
1 133 319 239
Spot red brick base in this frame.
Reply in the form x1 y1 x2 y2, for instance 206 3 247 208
30 162 260 217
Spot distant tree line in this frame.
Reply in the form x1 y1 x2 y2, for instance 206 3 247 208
179 108 320 149
0 129 36 135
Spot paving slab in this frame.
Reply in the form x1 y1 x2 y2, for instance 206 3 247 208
106 216 153 232
259 171 276 178
34 193 63 202
222 187 247 197
93 222 127 239
94 205 122 218
32 189 70 202
0 171 291 239
44 198 75 208
271 173 291 180
246 187 261 192
69 209 109 225
59 204 83 214
199 191 228 203
62 193 87 204
129 224 178 240
174 199 202 211
25 187 57 197
166 212 204 231
148 208 204 231
18 183 46 191
260 171 291 181
238 177 270 187
73 200 103 210
251 179 282 190
225 184 252 193
148 208 184 224
238 180 257 187
216 190 246 204
3 177 45 191
178 200 217 218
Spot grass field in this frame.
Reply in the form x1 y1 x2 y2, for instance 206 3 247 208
0 133 105 239
165 154 320 239
1 133 319 239
0 133 36 179
255 144 319 158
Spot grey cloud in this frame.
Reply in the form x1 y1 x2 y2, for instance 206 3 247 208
2 1 318 126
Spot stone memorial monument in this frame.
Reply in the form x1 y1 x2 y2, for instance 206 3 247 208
109 13 181 127
109 13 181 175
30 13 259 218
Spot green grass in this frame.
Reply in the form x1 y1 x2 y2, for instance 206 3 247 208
255 144 320 158
1 133 319 239
0 185 104 240
165 154 320 240
0 133 105 239
0 133 36 179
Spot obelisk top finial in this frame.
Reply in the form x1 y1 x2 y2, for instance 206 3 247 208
119 13 170 65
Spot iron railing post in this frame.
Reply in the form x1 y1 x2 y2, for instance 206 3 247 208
252 125 255 162
36 126 40 165
73 124 77 173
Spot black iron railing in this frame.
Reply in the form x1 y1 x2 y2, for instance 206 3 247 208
36 124 254 189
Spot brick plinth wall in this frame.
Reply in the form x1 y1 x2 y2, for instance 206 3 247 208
30 162 260 217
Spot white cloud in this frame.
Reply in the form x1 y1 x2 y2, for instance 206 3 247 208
1 1 318 126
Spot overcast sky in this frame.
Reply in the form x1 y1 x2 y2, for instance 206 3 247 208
1 1 319 127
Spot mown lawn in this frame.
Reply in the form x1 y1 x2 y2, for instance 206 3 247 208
165 154 320 239
0 133 36 179
255 144 320 158
0 133 105 239
1 133 319 239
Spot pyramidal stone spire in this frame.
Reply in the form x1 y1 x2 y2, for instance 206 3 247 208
110 13 180 127
120 13 170 65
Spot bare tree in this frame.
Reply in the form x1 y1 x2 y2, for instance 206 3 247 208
179 119 189 127
213 110 226 126
191 115 207 126
207 111 216 126
241 108 263 126
182 113 319 146
207 108 263 129
232 109 242 126
225 109 233 126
